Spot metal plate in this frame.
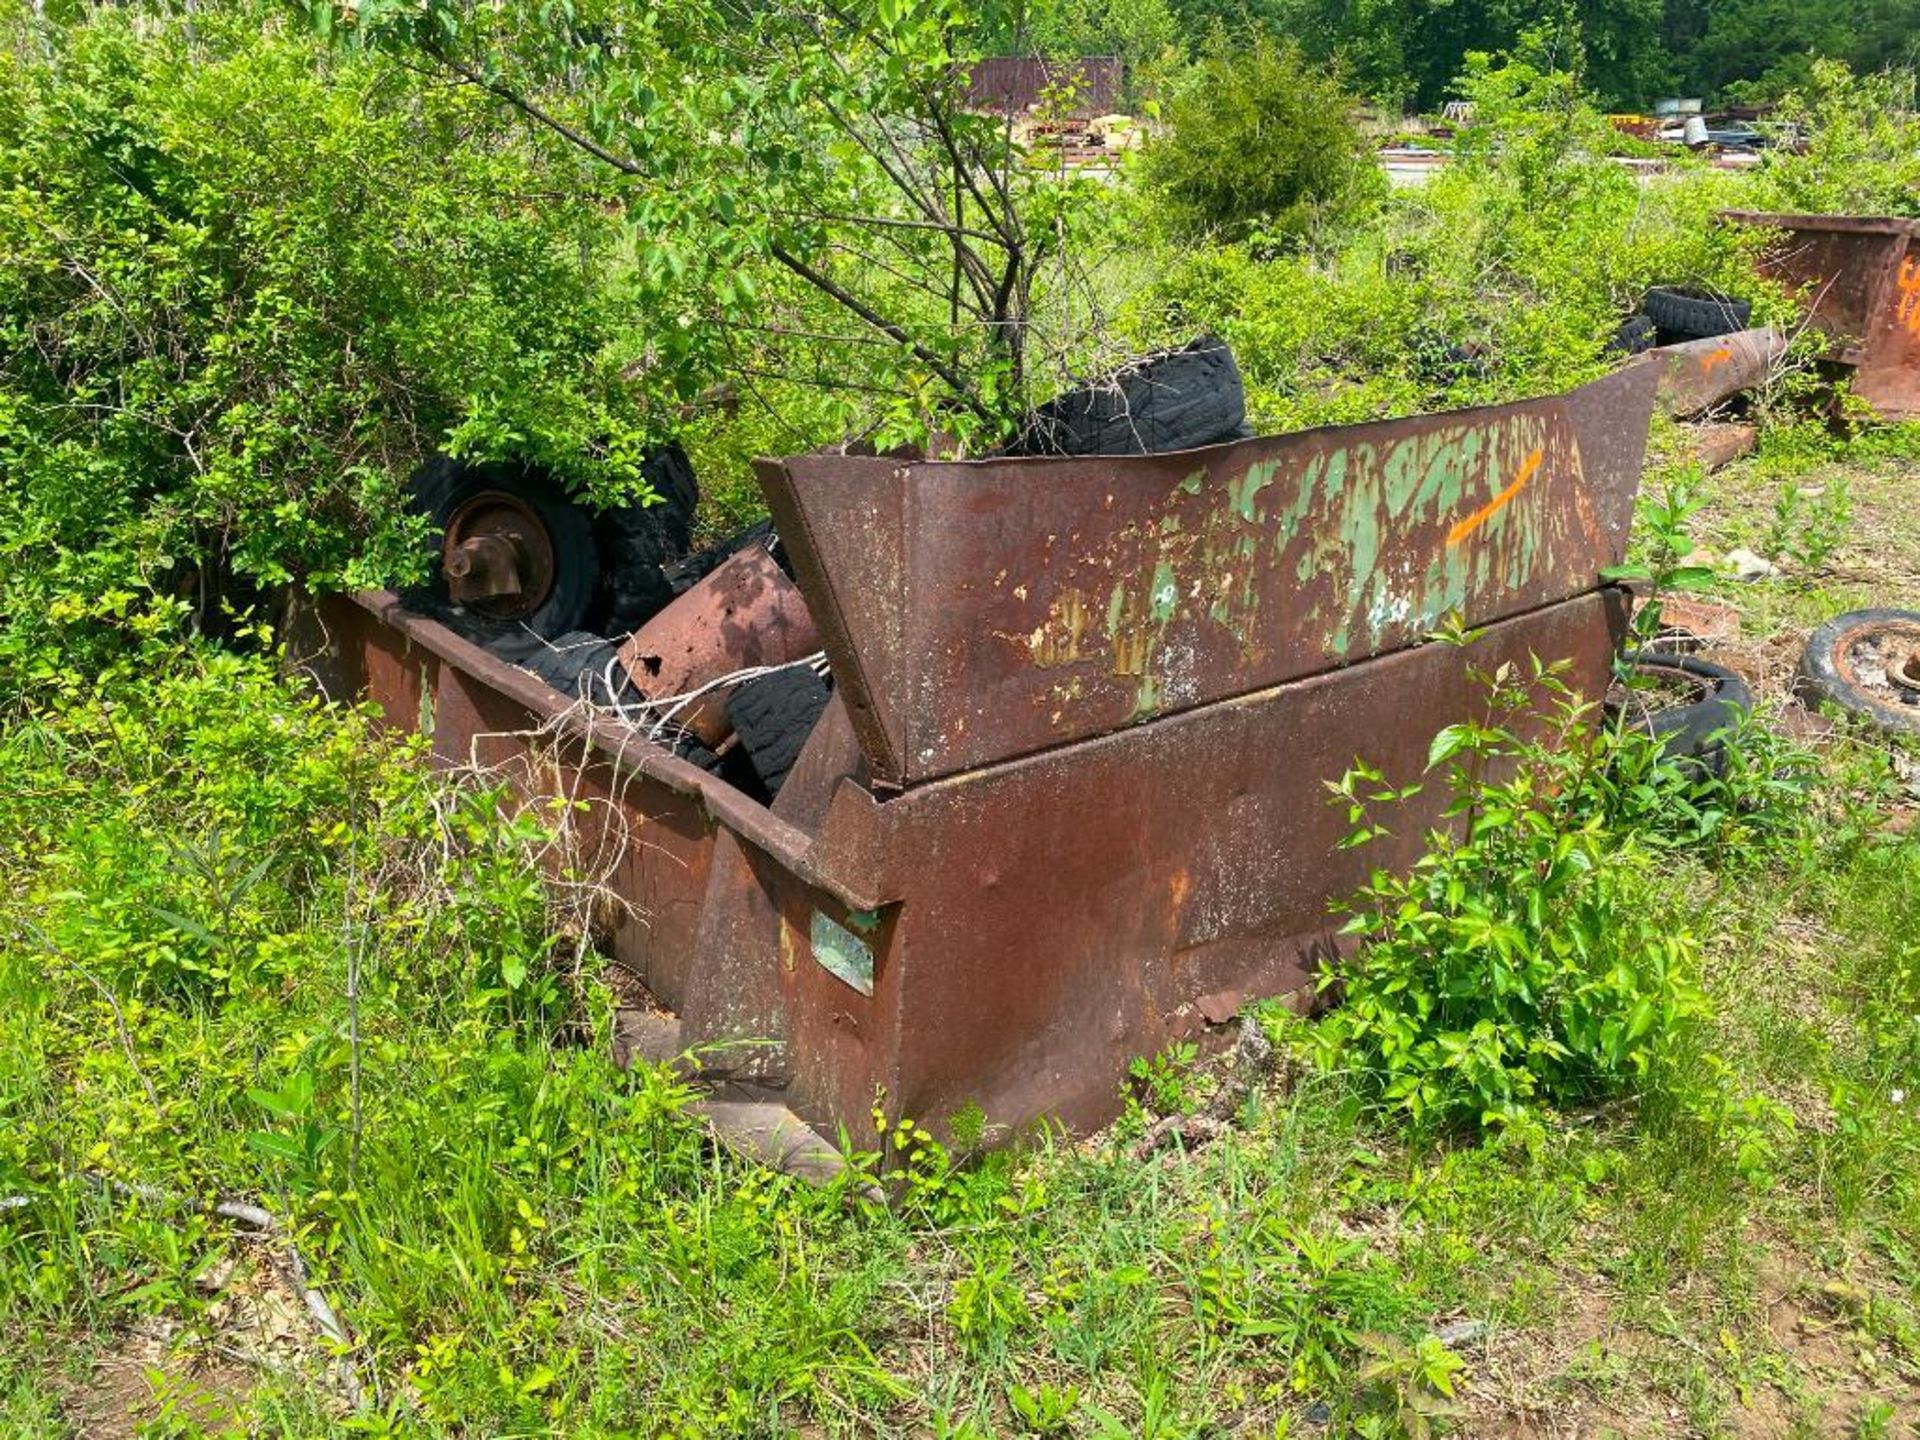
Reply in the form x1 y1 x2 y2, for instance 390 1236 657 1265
760 365 1657 788
616 546 820 745
1725 211 1920 418
758 590 1631 1136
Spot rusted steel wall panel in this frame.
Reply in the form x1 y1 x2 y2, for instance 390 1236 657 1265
760 365 1657 789
1725 210 1920 419
743 589 1630 1138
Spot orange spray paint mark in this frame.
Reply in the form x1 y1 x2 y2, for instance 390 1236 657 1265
1699 345 1733 375
1896 256 1920 335
1447 448 1543 546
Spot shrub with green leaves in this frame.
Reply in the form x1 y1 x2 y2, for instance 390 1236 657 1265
1320 653 1712 1131
0 2 671 680
1143 35 1382 246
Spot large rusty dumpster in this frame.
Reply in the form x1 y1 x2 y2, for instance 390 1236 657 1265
315 362 1659 1148
1725 210 1920 418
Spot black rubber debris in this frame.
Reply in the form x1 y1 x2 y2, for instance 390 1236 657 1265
1610 651 1752 778
501 629 641 709
664 517 787 596
1640 287 1752 344
587 443 701 635
1001 335 1249 457
726 667 832 798
1609 313 1658 356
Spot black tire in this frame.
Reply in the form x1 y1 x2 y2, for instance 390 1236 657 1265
1794 608 1920 736
511 630 640 710
1611 652 1753 778
1002 335 1248 457
1640 287 1752 342
1609 314 1658 356
663 517 782 597
726 666 832 797
588 444 700 637
407 456 596 640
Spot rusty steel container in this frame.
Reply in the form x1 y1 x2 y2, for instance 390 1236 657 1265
1724 210 1920 418
311 362 1660 1150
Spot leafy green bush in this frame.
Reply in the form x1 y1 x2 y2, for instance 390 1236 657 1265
1319 653 1712 1131
1143 35 1382 246
1750 60 1920 217
0 4 670 679
1128 47 1777 435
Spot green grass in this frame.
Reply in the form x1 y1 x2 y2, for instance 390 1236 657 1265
2 543 1918 1437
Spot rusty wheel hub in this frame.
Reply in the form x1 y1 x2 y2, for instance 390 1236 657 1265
441 490 556 618
1894 645 1920 694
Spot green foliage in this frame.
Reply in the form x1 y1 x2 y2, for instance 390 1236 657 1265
1128 1040 1201 1115
1023 0 1182 97
0 3 668 668
1321 655 1714 1131
1128 47 1775 435
1750 61 1920 217
326 0 1119 450
1143 35 1381 246
1761 471 1852 574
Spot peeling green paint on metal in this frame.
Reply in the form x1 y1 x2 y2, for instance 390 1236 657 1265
1149 561 1179 623
1024 405 1584 723
1230 458 1278 523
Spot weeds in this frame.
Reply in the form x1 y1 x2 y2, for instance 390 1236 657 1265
1320 653 1714 1132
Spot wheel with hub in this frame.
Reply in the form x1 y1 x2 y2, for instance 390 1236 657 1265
1795 608 1920 736
408 456 596 640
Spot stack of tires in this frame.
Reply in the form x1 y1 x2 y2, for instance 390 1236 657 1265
1611 286 1752 356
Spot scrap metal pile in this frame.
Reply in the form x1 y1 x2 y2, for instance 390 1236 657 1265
307 214 1914 1166
403 337 1261 806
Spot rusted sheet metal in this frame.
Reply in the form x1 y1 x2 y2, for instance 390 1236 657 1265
616 546 819 745
311 590 886 911
317 572 1629 1147
758 364 1657 789
1645 328 1785 417
702 590 1630 1137
1724 210 1920 418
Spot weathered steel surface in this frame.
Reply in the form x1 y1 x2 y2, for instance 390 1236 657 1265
319 577 1629 1147
615 546 819 745
311 591 886 983
759 364 1657 788
726 590 1630 1136
320 360 1651 1152
1646 329 1785 417
1724 211 1920 418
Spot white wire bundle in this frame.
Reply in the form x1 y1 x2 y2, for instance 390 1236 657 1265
596 650 829 744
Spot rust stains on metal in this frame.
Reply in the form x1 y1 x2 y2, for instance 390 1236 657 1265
440 490 555 614
318 368 1658 1156
759 364 1657 788
616 546 819 745
1644 327 1785 418
1723 211 1920 419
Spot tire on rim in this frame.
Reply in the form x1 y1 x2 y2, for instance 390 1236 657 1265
1610 652 1753 778
588 443 700 636
1795 608 1920 736
409 456 596 640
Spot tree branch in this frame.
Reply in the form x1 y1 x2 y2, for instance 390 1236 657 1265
767 243 990 423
